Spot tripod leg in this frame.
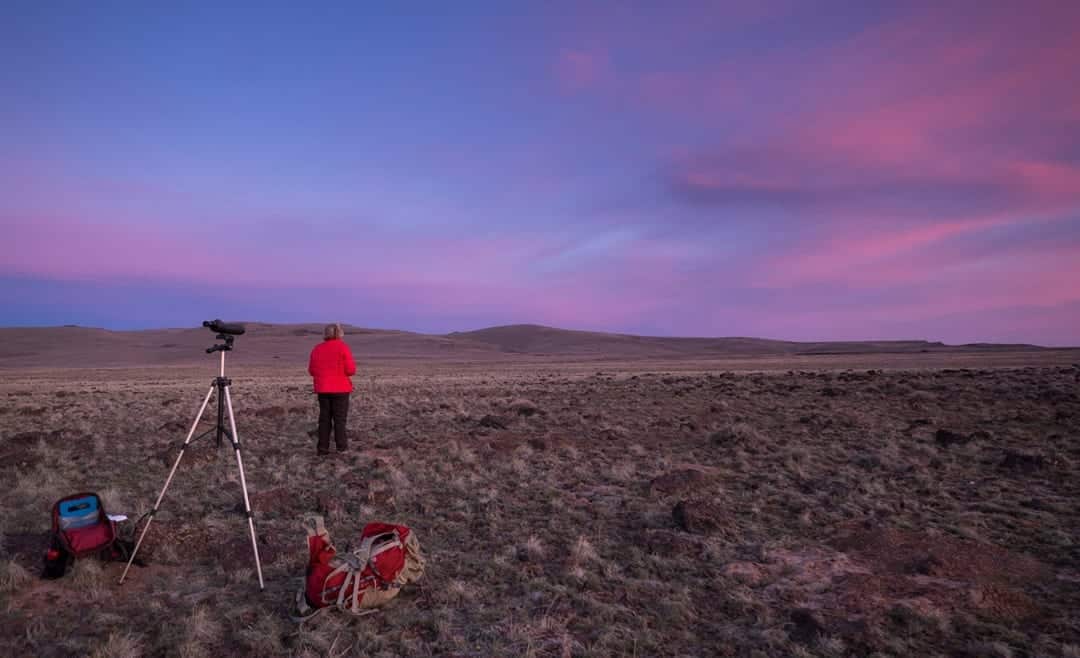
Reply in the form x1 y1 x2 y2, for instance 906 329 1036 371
119 384 215 585
215 380 226 448
224 386 265 591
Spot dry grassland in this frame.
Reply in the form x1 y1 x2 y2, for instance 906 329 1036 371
1 358 1078 657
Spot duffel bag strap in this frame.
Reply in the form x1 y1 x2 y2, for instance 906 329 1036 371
346 576 381 616
335 571 355 610
290 589 326 623
352 531 402 583
303 515 331 543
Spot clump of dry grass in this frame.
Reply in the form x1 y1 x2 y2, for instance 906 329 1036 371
235 609 287 655
439 579 477 606
1 559 32 593
520 534 545 562
177 605 222 658
89 632 144 658
965 641 1016 658
70 559 108 599
710 421 763 445
508 398 541 417
569 536 599 565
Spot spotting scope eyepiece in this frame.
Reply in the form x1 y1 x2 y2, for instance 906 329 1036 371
203 319 246 336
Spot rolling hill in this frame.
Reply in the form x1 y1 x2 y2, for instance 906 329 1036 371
0 322 1053 369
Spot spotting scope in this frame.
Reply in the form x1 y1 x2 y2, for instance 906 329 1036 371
202 319 246 336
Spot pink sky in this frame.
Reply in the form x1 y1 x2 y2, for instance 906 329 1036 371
2 1 1079 345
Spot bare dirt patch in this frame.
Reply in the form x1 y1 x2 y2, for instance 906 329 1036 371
831 524 1050 586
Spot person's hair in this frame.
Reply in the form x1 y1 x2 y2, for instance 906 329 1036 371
323 323 344 340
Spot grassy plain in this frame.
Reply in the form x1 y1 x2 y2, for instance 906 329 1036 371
1 353 1078 657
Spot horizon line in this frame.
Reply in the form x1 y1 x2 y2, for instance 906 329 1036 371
0 321 1068 349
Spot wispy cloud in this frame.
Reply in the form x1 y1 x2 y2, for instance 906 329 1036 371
2 1 1078 344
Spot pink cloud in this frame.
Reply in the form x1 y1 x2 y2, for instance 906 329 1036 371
662 3 1080 308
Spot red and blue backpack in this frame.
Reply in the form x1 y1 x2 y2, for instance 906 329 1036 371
43 492 131 578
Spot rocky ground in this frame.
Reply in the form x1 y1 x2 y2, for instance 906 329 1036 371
1 361 1078 657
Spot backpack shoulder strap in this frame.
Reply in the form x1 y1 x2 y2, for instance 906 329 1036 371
352 531 402 582
303 515 328 540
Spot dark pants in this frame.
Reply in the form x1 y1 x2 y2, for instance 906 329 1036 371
317 393 350 453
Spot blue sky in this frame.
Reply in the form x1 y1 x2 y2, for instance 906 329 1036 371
3 1 1079 344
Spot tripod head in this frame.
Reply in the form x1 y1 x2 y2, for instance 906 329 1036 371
207 334 235 354
203 319 244 353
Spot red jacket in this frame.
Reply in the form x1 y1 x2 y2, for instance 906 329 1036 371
308 338 357 393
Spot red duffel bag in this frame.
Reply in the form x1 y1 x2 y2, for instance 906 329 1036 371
294 516 425 620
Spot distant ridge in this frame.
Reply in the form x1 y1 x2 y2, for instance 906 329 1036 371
0 322 1053 369
445 324 1031 356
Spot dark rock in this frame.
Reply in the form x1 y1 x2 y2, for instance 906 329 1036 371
709 426 747 444
789 608 826 644
1019 498 1046 511
598 427 628 441
673 500 728 534
1000 450 1047 474
479 415 509 430
854 453 882 470
822 387 842 397
650 469 709 497
527 438 548 451
8 431 48 446
887 604 923 629
907 554 945 576
935 429 970 446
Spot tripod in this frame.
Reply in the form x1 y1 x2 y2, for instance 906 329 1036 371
120 327 264 590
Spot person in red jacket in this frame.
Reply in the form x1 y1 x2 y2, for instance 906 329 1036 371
308 323 357 455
